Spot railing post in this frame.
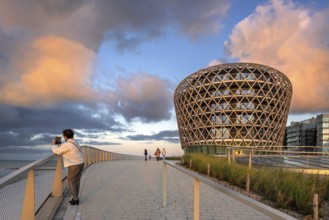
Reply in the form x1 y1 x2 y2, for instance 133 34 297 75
90 148 94 164
52 155 63 197
21 169 35 220
162 162 167 207
88 147 91 165
83 146 87 167
93 148 96 163
194 178 200 220
96 150 99 162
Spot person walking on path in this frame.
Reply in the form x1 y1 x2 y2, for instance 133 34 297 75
162 148 166 160
144 149 148 161
154 148 161 161
52 129 84 206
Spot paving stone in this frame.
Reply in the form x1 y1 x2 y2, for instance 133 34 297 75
59 161 297 220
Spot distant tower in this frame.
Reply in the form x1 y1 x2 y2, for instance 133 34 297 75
174 63 293 154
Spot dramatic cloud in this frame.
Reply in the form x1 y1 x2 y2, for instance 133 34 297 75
225 0 329 113
0 36 95 107
111 73 173 122
0 0 230 114
125 130 180 143
0 104 126 148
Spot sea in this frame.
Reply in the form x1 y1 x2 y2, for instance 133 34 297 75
0 160 34 179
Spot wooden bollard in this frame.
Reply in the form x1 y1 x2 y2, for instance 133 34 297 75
246 172 250 193
227 148 231 165
182 158 185 165
313 193 318 220
189 159 192 169
207 164 210 176
248 150 252 170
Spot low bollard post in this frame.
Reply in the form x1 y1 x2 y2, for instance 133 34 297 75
162 162 167 208
227 148 231 165
246 172 250 193
313 193 318 220
207 163 210 177
189 159 192 169
194 178 200 220
246 149 252 193
248 149 252 170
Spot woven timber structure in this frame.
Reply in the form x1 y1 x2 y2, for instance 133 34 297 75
174 63 292 154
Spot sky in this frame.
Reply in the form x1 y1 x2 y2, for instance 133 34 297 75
0 0 329 160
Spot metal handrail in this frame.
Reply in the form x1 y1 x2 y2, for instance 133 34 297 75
0 153 55 189
0 146 145 220
225 146 329 171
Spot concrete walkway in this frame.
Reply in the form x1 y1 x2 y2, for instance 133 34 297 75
62 160 297 220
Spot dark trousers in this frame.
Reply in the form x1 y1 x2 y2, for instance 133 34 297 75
68 163 84 200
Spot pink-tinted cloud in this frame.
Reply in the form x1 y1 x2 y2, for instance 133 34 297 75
225 0 329 113
0 0 230 120
0 36 95 107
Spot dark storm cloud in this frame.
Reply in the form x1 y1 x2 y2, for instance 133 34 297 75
0 0 229 156
125 130 180 144
0 0 229 51
0 104 126 148
0 145 49 155
0 0 230 122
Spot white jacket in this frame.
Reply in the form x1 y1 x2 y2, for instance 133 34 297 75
52 139 84 167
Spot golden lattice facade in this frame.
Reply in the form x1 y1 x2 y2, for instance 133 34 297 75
174 63 292 153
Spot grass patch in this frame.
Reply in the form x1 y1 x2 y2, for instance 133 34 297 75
182 153 329 215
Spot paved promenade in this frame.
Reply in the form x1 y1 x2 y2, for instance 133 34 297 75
61 160 297 220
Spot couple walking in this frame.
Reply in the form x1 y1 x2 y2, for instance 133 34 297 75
144 148 167 161
154 148 166 161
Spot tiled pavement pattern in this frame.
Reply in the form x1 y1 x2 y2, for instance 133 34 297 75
62 160 296 220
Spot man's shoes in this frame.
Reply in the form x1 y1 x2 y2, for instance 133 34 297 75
69 199 79 205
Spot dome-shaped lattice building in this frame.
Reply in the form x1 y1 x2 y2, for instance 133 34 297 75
174 63 292 154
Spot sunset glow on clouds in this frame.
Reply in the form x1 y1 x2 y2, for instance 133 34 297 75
0 0 328 159
225 0 329 113
0 36 95 106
